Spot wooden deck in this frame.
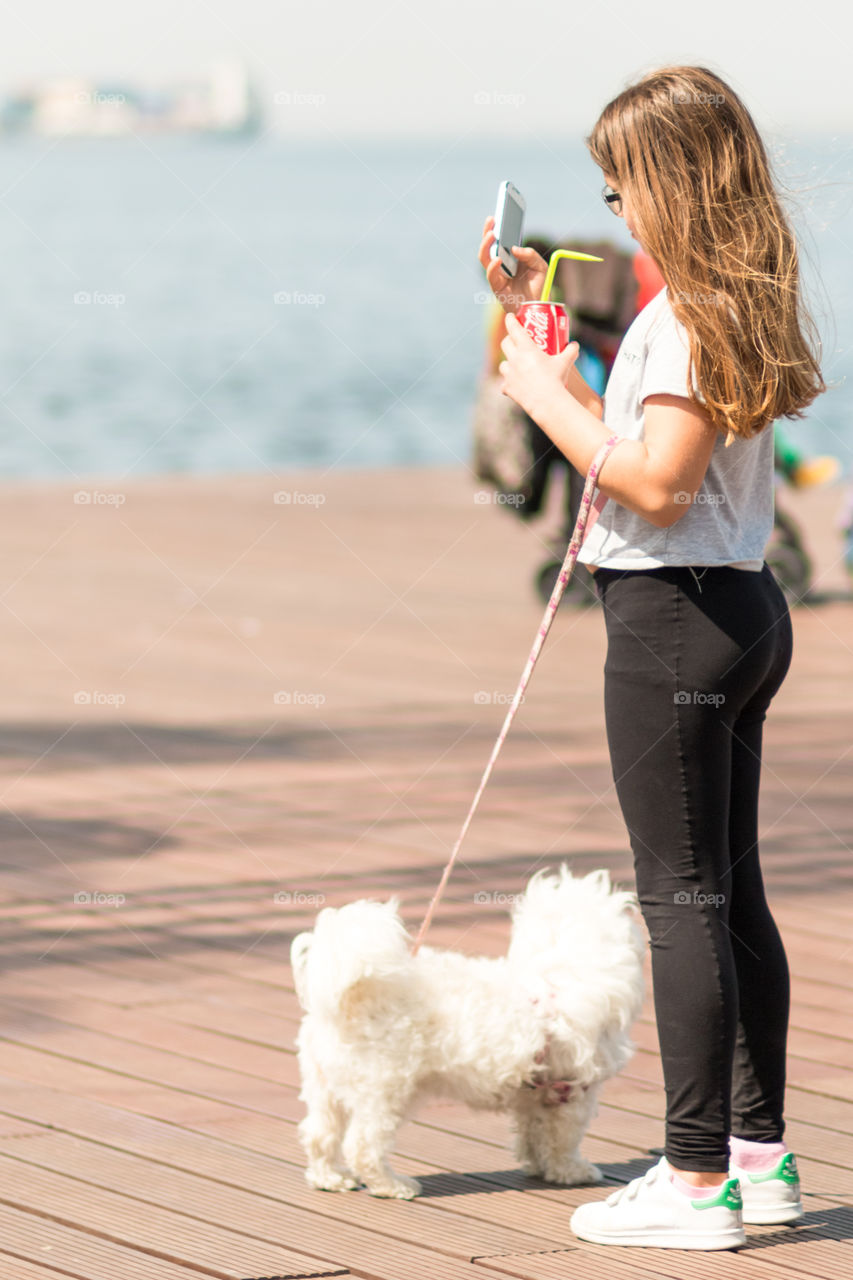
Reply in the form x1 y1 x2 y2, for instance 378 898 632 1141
1 467 852 1279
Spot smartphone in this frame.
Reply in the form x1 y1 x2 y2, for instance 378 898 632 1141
490 181 526 278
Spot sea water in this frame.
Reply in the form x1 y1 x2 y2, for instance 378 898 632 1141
0 132 849 480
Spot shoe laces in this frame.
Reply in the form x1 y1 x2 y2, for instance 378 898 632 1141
606 1162 661 1206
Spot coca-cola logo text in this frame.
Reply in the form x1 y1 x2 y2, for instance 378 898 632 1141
520 305 567 354
523 308 551 350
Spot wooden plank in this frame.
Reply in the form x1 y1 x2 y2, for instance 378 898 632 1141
0 1156 344 1279
473 1249 840 1280
475 1252 703 1280
0 1259 153 1280
0 1011 290 1112
144 995 297 1044
475 1253 594 1280
0 953 301 1019
0 1140 518 1279
0 1131 575 1262
0 990 291 1083
0 1203 228 1279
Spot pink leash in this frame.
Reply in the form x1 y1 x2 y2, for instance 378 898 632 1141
411 432 622 954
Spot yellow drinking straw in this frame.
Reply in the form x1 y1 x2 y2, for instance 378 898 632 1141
540 248 604 302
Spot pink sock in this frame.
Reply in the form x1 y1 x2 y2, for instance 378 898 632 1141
729 1136 787 1172
668 1169 721 1199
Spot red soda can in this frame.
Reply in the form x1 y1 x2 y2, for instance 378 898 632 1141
517 301 570 354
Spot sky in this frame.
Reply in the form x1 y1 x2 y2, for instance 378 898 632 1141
2 0 851 137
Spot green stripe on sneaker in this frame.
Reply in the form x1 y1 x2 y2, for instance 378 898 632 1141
747 1152 799 1185
692 1178 743 1211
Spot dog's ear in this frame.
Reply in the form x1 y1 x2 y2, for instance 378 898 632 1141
339 977 375 1021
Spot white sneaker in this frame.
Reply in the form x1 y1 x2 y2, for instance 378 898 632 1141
730 1151 804 1225
570 1157 746 1250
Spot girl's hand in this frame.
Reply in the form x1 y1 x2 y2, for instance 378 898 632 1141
477 216 548 314
499 312 580 420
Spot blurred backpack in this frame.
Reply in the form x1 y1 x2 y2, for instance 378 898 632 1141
471 373 550 514
554 240 639 374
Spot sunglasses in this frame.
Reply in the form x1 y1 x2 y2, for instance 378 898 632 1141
602 185 623 216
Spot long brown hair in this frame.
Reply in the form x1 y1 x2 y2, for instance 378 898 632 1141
587 66 825 441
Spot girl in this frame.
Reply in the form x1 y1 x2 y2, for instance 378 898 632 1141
478 65 824 1251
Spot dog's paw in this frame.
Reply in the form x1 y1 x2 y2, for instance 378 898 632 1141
305 1165 360 1193
526 1157 603 1186
547 1158 603 1186
367 1174 421 1199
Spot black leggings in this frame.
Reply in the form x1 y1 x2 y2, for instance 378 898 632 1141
594 562 793 1172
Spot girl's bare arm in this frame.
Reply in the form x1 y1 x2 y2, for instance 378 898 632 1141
533 388 718 528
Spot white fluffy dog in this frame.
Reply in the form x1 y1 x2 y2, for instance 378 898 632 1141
291 866 645 1199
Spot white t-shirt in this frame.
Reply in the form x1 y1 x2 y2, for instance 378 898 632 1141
578 288 774 572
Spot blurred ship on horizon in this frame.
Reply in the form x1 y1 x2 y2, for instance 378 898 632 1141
0 61 263 138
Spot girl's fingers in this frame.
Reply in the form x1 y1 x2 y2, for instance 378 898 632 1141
500 320 520 351
500 318 527 354
505 313 540 350
478 235 496 269
512 246 546 271
487 262 510 291
478 218 495 267
558 340 580 367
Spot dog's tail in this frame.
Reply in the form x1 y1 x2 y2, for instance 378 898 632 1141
291 898 411 1019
